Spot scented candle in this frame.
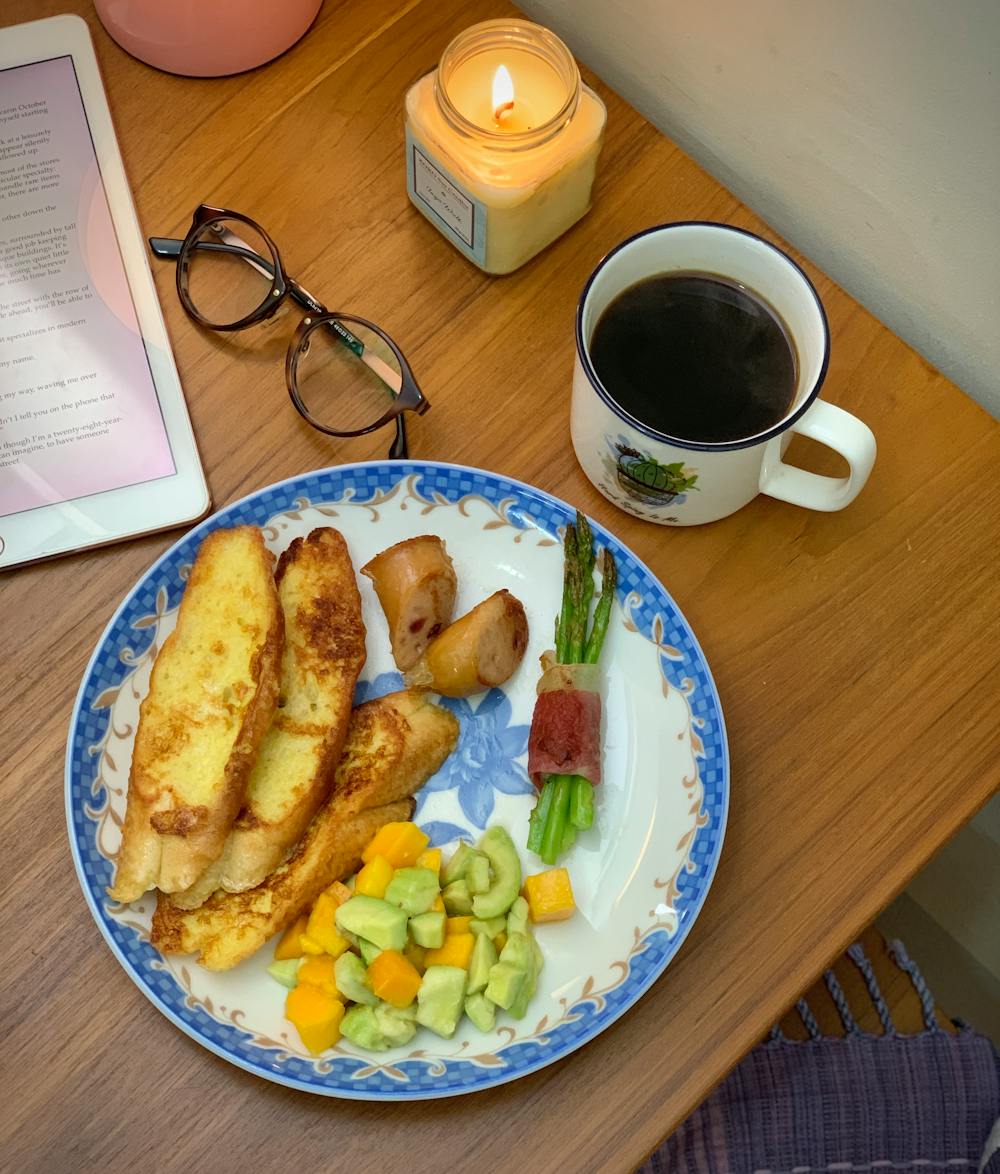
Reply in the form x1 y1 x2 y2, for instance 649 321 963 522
405 20 606 275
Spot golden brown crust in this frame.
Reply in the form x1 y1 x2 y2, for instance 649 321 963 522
151 689 459 969
108 527 283 902
170 527 367 908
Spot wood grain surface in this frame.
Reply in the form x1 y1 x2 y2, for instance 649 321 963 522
3 1 999 1171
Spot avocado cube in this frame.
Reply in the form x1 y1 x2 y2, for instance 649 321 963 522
467 930 498 995
442 879 473 915
336 895 408 952
469 916 506 938
472 826 523 919
358 938 382 967
384 867 440 916
266 959 300 990
416 965 468 1038
340 1005 390 1051
498 930 533 971
334 952 378 1005
441 841 476 885
465 854 491 895
508 932 544 1020
507 896 530 937
484 961 527 1011
374 1002 418 1047
409 910 447 949
464 992 497 1033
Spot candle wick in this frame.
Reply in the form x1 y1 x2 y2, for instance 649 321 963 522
494 100 514 123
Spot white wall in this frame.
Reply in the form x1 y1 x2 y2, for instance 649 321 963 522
519 0 1000 418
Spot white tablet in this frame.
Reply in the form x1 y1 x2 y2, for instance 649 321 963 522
0 15 208 570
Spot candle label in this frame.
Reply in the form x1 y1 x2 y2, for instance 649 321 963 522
406 127 487 267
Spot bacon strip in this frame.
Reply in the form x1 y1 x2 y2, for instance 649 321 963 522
527 658 602 788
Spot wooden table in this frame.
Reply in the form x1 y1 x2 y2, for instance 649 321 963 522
5 1 999 1170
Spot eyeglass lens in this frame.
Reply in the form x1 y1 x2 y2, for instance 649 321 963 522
184 218 277 325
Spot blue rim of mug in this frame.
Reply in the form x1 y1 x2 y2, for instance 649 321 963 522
575 221 832 453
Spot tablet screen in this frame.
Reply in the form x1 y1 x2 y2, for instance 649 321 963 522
0 55 175 519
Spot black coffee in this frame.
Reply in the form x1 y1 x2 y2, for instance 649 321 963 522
589 271 797 443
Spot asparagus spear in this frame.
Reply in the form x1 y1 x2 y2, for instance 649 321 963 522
529 512 616 864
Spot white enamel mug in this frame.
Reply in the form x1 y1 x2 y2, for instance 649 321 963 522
571 222 876 525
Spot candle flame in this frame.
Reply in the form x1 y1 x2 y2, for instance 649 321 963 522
492 64 515 122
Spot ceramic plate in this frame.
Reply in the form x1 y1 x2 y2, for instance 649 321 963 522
66 460 728 1099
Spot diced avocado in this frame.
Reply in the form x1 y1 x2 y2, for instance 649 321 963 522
336 895 408 951
384 867 440 916
498 930 533 971
464 992 496 1033
266 959 300 989
466 854 491 895
340 1005 390 1050
334 952 378 1005
507 896 530 937
409 910 447 949
442 879 473 915
358 938 383 967
374 1002 417 1047
467 930 498 995
508 932 545 1020
441 841 476 885
469 915 506 938
472 826 523 919
340 928 359 948
484 961 527 1010
416 965 468 1038
388 1001 418 1022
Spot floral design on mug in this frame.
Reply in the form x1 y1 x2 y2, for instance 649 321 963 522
601 435 699 507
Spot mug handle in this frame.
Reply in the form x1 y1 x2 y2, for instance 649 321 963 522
759 400 876 512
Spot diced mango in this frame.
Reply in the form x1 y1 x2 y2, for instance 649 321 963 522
524 868 576 923
404 941 427 974
299 933 325 955
493 932 507 954
361 822 430 869
367 949 422 1008
430 894 446 913
285 983 344 1054
446 916 473 936
297 954 340 999
273 913 309 961
355 854 394 899
325 880 354 906
306 891 351 958
424 932 476 971
416 847 442 875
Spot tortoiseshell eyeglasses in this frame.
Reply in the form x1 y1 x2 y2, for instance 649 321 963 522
150 204 430 459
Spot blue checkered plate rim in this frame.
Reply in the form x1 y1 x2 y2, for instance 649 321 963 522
66 460 729 1099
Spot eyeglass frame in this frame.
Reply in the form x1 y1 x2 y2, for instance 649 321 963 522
149 204 430 460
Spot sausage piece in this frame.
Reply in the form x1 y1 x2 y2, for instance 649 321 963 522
407 590 529 697
361 536 457 671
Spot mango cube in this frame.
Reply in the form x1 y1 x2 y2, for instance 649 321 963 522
429 894 446 913
424 932 476 971
446 915 473 936
367 949 423 1008
273 912 309 961
285 983 345 1054
306 891 352 958
361 821 429 869
355 854 394 899
297 954 340 999
524 868 576 923
416 847 442 875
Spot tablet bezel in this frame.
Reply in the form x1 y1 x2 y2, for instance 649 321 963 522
0 14 209 570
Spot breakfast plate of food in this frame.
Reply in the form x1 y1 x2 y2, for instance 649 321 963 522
66 460 728 1099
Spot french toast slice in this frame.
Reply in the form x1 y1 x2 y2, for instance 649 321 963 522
171 528 367 908
151 689 460 969
108 527 283 902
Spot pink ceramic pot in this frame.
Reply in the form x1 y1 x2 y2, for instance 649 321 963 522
94 0 322 77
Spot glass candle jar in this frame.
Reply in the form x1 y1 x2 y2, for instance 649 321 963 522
404 20 607 275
